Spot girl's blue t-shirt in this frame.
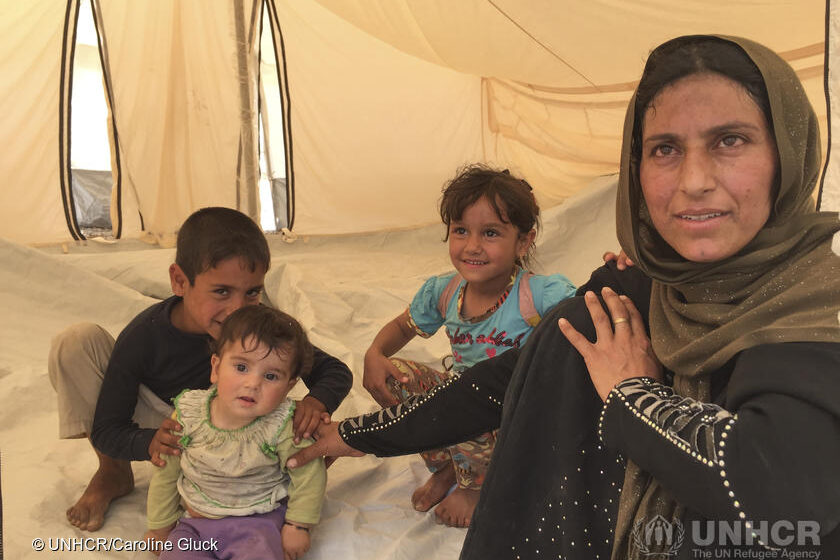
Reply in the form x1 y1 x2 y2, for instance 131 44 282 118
408 269 576 372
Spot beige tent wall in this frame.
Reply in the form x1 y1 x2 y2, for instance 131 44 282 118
481 45 829 208
95 0 258 246
481 1 830 207
313 0 830 210
0 0 835 244
481 78 631 208
274 0 484 234
0 1 72 245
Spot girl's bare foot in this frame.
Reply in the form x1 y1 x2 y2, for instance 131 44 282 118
434 487 480 528
67 451 134 531
411 463 456 512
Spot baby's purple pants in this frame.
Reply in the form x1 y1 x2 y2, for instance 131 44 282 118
160 504 287 559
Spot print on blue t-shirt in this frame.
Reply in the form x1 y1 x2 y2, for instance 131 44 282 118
408 268 576 372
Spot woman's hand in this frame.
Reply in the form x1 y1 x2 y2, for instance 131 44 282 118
558 287 661 401
292 396 331 444
602 250 635 270
286 422 364 470
363 350 408 407
148 417 182 467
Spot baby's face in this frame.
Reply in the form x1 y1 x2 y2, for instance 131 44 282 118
209 336 297 430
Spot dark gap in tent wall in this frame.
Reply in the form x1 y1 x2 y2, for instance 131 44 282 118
59 0 84 240
90 0 125 238
266 0 296 231
70 170 111 232
257 0 288 232
66 0 117 239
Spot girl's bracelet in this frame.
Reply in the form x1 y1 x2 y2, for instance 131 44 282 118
283 521 311 532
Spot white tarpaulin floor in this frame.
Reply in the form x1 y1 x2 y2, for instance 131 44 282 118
0 178 619 559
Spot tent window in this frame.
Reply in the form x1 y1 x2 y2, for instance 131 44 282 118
63 0 289 238
257 0 288 233
69 0 113 238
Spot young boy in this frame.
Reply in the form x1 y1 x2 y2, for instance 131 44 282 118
145 305 326 559
48 207 352 531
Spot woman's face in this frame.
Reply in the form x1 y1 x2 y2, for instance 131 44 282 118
639 72 777 263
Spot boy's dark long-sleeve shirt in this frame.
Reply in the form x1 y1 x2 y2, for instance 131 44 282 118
91 296 353 460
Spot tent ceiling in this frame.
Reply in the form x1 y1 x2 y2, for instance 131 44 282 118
314 0 826 87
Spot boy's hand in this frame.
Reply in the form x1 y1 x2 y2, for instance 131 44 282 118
148 418 182 467
281 523 311 560
602 250 635 270
363 351 408 408
143 525 174 557
293 396 329 444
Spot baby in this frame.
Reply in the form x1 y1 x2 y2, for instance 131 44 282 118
145 305 326 559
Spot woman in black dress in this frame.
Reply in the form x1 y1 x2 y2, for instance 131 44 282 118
289 35 840 559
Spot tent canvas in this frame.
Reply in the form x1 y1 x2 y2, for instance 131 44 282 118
1 1 838 558
1 0 836 245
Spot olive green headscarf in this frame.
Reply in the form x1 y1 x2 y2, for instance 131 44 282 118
612 35 840 559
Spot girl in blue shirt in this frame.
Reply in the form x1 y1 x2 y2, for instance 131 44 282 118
363 164 575 527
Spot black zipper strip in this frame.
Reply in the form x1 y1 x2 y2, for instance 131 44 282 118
266 0 295 230
817 0 833 210
58 0 83 240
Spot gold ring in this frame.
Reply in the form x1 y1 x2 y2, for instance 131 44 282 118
613 317 629 326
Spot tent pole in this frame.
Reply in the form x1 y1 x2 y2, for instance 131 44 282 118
234 0 260 222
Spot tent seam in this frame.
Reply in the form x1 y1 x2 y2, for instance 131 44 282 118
817 0 832 210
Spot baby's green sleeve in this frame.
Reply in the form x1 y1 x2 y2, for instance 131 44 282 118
277 424 327 526
146 416 184 529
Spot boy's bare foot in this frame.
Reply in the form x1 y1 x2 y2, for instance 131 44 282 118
67 451 134 531
434 487 480 528
411 463 456 512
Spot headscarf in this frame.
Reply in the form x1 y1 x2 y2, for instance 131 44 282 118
612 35 840 559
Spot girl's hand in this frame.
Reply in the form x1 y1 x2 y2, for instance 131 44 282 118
293 396 330 444
143 525 174 557
558 287 661 401
148 417 182 467
602 250 635 270
363 351 409 408
281 523 311 560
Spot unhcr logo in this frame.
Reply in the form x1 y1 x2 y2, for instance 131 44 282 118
692 520 820 548
631 515 685 557
690 520 821 558
629 517 822 558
